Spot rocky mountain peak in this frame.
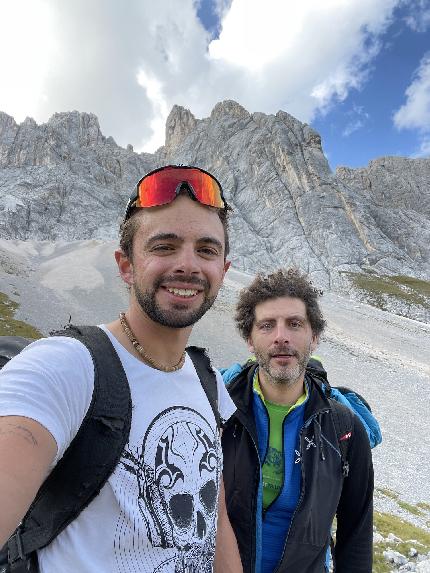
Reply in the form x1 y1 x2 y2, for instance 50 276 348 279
165 105 197 150
47 111 104 148
210 100 250 121
0 112 18 145
0 102 429 299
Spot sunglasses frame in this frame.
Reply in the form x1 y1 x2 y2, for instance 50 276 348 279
124 165 228 221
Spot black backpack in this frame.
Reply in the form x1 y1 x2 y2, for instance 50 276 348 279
0 326 220 573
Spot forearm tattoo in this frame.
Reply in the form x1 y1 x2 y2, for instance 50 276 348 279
0 423 38 446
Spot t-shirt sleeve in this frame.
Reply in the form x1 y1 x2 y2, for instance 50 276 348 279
0 336 94 465
215 369 237 424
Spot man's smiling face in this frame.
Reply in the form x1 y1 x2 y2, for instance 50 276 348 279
121 194 230 329
248 296 318 387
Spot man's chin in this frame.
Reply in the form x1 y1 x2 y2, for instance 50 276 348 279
152 303 214 329
267 365 303 385
136 287 216 328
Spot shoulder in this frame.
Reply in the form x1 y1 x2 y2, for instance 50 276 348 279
0 335 95 463
3 335 93 370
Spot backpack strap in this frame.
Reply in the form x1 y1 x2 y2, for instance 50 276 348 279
329 399 353 478
186 346 221 429
0 336 33 368
6 326 132 565
306 368 353 477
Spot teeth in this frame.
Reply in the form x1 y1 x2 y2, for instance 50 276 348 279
167 287 198 297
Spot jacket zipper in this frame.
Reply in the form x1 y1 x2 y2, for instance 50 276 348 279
262 404 288 517
273 408 330 572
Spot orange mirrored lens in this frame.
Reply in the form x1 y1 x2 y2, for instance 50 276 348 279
136 167 225 209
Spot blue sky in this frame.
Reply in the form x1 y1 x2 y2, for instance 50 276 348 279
312 2 430 168
197 0 430 169
0 0 429 171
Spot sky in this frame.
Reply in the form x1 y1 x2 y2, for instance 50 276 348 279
0 0 429 170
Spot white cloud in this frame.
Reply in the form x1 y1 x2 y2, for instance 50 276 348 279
342 105 370 137
393 53 430 131
137 69 169 151
0 0 55 121
403 0 430 32
413 138 430 157
0 0 403 151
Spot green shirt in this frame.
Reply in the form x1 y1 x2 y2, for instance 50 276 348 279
253 372 307 509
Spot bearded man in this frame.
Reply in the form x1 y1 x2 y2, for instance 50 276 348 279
0 165 242 573
221 268 373 573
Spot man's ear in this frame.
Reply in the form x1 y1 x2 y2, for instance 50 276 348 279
247 337 255 355
222 260 231 277
115 249 133 286
310 334 319 353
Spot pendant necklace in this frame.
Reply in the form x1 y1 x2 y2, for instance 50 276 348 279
119 312 186 372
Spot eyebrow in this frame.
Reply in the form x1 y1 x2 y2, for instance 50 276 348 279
198 236 224 251
146 233 179 246
255 314 307 325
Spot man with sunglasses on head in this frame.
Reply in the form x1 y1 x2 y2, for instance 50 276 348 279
0 166 243 573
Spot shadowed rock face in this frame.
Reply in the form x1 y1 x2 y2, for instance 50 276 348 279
0 102 429 285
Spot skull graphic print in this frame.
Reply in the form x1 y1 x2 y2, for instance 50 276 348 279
119 407 221 572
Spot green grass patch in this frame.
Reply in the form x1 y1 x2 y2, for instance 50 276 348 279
376 487 399 500
398 500 425 517
372 553 391 573
342 272 430 315
0 292 42 338
373 512 430 572
374 512 430 546
376 488 430 517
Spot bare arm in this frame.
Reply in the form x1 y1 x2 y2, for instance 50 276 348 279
0 415 57 546
214 477 243 573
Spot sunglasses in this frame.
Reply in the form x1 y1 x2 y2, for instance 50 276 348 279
124 165 227 221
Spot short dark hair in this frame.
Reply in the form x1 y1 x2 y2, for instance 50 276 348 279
119 199 230 261
235 268 326 340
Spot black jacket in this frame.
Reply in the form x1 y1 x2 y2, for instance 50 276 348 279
222 364 374 573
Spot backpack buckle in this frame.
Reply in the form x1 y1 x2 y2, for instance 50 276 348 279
342 461 350 477
7 529 25 564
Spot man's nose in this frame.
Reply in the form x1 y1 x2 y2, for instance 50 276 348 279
274 324 290 344
172 246 201 275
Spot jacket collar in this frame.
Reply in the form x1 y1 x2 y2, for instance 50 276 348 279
228 363 331 416
303 370 332 417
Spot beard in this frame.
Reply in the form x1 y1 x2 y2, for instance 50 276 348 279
133 275 217 328
254 342 313 387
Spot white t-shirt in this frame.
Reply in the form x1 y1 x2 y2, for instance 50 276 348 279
0 327 236 573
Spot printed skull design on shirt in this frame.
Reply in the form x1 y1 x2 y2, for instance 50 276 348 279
119 407 220 572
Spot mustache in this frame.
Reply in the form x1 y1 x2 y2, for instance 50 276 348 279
155 275 210 290
269 346 298 358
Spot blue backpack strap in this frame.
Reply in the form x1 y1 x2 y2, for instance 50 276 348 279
307 360 382 450
330 387 382 448
187 346 221 429
220 362 243 384
4 325 132 569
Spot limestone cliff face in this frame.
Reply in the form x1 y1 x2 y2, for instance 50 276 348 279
336 158 430 272
0 102 429 285
0 110 155 240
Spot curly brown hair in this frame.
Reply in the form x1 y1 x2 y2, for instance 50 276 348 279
119 199 230 261
235 268 326 340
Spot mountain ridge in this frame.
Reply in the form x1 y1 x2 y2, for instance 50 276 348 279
1 101 429 291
